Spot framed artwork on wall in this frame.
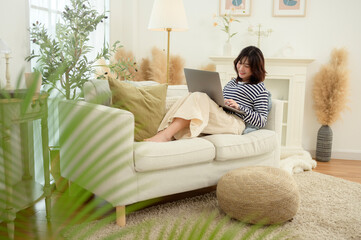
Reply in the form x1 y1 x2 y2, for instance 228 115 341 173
219 0 251 16
273 0 307 17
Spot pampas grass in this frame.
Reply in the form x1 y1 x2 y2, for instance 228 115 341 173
95 47 137 80
134 58 151 82
149 47 186 85
149 47 168 84
199 63 216 72
95 45 189 85
113 47 137 80
312 48 350 125
169 55 186 85
95 58 112 79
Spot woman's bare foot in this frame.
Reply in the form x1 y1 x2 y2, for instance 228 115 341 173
144 130 172 142
144 118 191 142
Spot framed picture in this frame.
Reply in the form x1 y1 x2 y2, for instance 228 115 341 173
219 0 251 16
273 0 307 17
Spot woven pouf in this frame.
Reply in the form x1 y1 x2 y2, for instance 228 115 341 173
216 166 300 224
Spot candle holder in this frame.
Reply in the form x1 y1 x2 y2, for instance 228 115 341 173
248 24 273 49
0 39 12 90
4 53 11 90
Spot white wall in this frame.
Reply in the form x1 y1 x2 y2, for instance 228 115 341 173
1 0 360 160
0 0 31 88
110 0 361 160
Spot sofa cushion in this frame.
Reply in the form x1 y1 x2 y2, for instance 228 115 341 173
83 79 112 106
123 80 160 87
201 129 277 161
166 84 188 97
108 78 168 141
134 138 215 172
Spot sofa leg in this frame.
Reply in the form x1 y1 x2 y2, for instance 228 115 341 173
116 206 126 227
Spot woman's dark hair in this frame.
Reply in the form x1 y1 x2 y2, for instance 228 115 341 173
233 46 266 84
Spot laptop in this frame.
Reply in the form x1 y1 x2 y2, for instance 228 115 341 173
184 68 245 115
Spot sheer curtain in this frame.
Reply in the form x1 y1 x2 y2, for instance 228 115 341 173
29 0 109 183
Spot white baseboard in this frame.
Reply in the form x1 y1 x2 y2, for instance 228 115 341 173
307 149 361 161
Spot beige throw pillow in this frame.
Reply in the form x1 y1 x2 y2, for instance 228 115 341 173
108 78 168 141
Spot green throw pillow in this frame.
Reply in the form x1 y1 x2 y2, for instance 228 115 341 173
108 78 168 141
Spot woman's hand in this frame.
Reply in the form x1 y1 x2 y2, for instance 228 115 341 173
224 99 239 110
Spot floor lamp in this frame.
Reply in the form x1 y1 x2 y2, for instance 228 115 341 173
148 0 188 84
0 39 12 90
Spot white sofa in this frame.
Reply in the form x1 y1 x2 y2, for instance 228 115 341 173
59 79 283 226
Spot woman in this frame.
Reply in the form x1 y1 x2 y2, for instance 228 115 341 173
145 46 270 142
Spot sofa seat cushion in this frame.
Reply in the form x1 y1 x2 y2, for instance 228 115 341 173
201 129 277 161
134 138 215 172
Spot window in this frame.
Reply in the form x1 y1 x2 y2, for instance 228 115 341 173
29 0 109 67
28 0 109 183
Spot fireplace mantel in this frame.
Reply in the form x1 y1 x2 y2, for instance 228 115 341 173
210 56 314 151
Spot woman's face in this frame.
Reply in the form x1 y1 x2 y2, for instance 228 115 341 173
236 57 252 81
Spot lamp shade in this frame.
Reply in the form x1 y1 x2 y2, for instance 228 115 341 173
0 38 11 54
148 0 188 31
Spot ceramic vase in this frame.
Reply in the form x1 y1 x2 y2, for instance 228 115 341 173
316 125 333 162
223 40 232 56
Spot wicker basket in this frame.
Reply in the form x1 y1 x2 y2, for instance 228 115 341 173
316 125 333 162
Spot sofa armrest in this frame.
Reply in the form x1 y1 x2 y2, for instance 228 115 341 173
264 99 284 143
59 100 138 206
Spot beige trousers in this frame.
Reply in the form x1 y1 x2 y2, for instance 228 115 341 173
158 92 245 140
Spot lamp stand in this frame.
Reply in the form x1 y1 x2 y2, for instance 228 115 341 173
166 28 172 84
4 54 12 90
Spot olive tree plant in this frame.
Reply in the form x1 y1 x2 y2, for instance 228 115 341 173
26 0 123 100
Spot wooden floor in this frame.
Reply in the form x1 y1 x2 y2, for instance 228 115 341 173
1 158 360 240
312 159 361 183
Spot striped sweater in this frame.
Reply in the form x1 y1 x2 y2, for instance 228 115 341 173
223 79 269 128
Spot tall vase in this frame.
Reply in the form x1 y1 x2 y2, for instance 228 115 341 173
223 40 232 56
316 125 333 162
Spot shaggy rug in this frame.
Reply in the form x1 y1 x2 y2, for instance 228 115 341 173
63 171 361 240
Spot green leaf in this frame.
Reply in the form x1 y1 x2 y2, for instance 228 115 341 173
25 0 118 100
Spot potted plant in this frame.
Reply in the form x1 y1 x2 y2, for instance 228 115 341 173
312 48 349 162
25 0 122 100
25 0 129 191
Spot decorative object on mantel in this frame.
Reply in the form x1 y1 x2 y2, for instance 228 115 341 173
148 0 188 84
273 0 307 17
274 42 295 57
312 48 349 162
248 24 273 49
213 8 240 56
0 38 12 90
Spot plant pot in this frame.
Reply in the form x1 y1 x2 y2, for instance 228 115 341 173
316 125 333 162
